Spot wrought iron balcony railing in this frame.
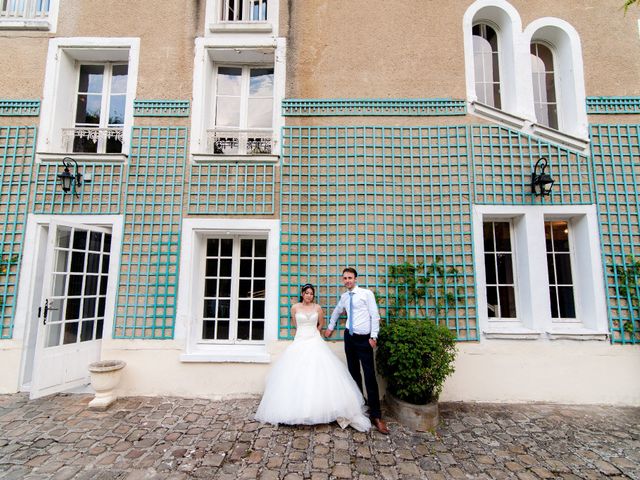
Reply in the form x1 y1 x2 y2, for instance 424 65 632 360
207 128 272 155
62 127 124 154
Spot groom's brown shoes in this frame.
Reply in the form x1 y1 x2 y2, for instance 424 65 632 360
372 418 389 434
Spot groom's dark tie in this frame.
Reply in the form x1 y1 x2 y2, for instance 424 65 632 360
348 292 354 335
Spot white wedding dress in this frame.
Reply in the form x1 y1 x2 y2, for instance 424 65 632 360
255 311 371 432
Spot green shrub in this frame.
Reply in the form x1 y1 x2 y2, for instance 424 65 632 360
377 318 457 404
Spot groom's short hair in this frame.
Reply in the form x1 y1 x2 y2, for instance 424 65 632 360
342 267 358 277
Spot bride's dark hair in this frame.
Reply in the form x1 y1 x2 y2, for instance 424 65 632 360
299 283 315 302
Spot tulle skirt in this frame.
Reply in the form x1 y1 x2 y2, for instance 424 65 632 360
255 331 371 432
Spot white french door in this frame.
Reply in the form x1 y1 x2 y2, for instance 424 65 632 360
30 220 113 399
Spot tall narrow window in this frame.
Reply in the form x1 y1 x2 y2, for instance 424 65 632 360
483 221 517 319
210 65 274 155
472 23 501 109
530 43 558 129
545 221 576 319
70 63 128 154
202 237 267 342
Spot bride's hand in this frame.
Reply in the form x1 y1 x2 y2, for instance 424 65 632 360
323 329 334 338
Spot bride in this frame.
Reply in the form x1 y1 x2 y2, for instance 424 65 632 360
255 283 371 432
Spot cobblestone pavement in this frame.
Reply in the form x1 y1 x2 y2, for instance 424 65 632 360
0 394 638 480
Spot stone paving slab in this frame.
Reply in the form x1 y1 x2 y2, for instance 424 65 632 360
0 393 638 479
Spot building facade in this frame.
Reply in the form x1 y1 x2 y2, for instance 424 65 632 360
0 0 639 404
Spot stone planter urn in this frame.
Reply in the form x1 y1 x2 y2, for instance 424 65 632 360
88 360 126 410
386 393 439 432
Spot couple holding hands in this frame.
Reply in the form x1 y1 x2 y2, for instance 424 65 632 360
255 268 389 434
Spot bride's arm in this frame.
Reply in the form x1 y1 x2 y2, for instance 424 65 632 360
316 306 325 332
290 304 297 332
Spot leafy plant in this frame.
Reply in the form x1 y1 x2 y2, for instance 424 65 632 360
386 259 464 322
0 254 19 275
610 256 640 335
377 319 456 404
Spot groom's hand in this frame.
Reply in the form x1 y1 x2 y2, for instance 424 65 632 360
324 329 334 338
369 338 377 348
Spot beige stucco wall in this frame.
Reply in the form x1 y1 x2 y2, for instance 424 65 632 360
285 0 640 100
98 339 640 406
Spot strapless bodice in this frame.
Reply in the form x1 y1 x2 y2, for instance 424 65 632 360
294 311 320 340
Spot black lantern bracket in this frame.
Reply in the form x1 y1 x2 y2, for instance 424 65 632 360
531 157 555 196
57 156 83 198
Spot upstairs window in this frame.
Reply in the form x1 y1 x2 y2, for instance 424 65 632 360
70 64 128 154
0 0 57 30
472 23 501 109
210 65 274 155
530 43 558 130
221 0 267 22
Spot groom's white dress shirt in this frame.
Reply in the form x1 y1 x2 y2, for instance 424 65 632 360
328 285 381 339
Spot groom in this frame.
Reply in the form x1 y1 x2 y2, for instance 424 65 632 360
325 267 389 434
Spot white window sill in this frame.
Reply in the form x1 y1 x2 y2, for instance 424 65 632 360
0 19 50 30
546 327 609 341
37 152 128 164
209 21 272 34
469 101 590 153
180 346 271 363
483 324 542 340
191 153 279 164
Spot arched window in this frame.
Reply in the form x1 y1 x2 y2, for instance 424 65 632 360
473 24 501 109
530 43 557 129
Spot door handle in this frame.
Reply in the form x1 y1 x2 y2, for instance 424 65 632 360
43 299 48 325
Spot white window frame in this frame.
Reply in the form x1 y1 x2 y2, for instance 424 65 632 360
205 0 278 34
71 62 129 155
473 205 609 341
0 0 60 32
463 1 589 152
472 22 503 110
176 218 280 363
190 36 286 163
482 219 519 322
530 41 559 130
37 37 140 163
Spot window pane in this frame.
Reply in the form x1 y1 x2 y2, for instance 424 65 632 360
483 223 494 252
70 252 85 272
237 321 250 340
54 249 68 273
238 300 251 318
486 286 498 317
220 239 233 256
84 276 98 295
108 95 126 125
110 64 128 94
249 68 274 96
73 231 87 249
203 320 215 339
240 259 252 277
63 322 79 344
96 319 104 339
204 279 217 297
104 234 112 252
68 275 83 296
66 299 81 320
220 259 232 276
558 286 576 318
203 299 217 318
78 65 104 93
552 222 570 251
496 254 513 284
217 321 230 339
83 297 96 318
215 97 241 127
89 232 102 252
219 278 231 297
207 239 219 256
493 222 511 251
216 67 242 95
80 320 94 342
555 253 573 284
255 239 267 257
547 254 555 283
549 287 558 318
247 98 273 128
253 279 265 298
484 254 496 284
206 258 218 276
75 94 102 124
87 253 100 273
239 279 252 297
217 299 230 318
498 286 516 318
254 259 266 277
253 300 265 319
98 298 105 317
251 321 264 340
240 239 253 257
